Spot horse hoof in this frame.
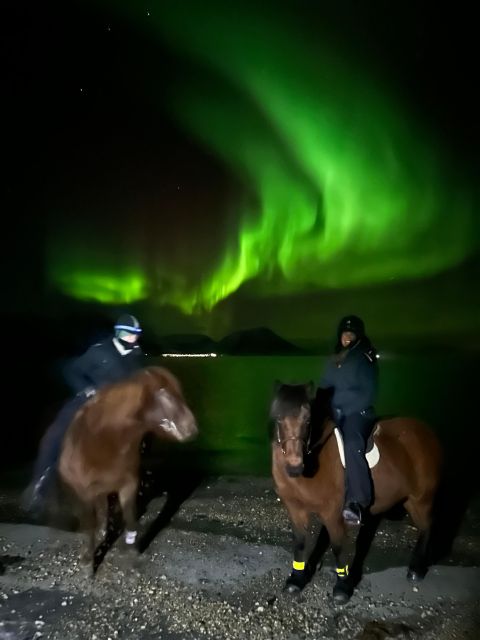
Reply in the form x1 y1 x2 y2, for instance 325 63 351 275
119 539 139 554
78 560 94 579
79 553 92 567
407 569 425 583
333 580 353 604
333 589 351 604
283 580 303 595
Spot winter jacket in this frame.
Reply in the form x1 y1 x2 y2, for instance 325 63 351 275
320 340 378 416
64 338 144 395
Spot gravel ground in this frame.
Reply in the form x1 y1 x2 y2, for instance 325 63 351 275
1 475 479 639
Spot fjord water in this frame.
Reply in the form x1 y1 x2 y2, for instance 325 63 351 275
158 353 478 477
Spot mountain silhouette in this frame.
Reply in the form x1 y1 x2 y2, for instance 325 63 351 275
158 333 217 354
217 327 304 355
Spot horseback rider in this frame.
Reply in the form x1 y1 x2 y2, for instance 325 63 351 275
23 313 144 514
319 315 378 525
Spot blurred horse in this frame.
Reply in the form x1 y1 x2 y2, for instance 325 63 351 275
271 383 442 603
58 366 198 571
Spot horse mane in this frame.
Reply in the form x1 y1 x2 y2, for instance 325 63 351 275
135 366 185 399
270 384 310 419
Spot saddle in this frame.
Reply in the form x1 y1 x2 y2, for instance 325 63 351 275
334 424 380 469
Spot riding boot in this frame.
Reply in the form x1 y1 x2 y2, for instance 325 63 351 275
342 501 366 525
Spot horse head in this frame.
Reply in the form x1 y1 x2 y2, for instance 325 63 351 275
141 367 198 442
270 381 315 477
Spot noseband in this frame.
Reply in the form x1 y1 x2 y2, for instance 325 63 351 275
275 407 334 456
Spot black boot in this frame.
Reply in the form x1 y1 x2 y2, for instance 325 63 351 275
342 502 364 525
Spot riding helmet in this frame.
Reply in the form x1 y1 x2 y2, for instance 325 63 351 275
114 314 142 336
337 315 365 339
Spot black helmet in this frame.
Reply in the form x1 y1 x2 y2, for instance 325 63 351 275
114 314 142 336
337 315 365 339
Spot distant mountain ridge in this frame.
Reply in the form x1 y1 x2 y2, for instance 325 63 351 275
157 333 217 354
157 327 305 355
217 327 304 355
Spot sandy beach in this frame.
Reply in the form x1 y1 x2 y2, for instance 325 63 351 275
1 474 479 639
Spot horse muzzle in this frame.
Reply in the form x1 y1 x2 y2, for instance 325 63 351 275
286 462 304 478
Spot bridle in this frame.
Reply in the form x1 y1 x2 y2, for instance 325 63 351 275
275 404 311 455
275 404 334 456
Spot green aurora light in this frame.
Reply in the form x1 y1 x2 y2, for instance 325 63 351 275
50 1 476 312
47 228 149 304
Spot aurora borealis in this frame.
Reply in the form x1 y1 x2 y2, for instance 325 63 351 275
127 0 474 314
6 0 479 343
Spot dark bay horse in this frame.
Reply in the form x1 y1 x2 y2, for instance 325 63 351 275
271 383 442 603
58 366 198 571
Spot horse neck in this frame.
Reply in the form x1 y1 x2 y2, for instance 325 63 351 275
304 418 335 465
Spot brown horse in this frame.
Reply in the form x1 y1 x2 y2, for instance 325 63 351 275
58 366 198 571
271 383 442 603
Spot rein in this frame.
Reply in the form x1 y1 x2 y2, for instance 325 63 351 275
305 423 334 455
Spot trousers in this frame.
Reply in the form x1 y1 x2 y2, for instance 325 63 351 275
335 409 374 507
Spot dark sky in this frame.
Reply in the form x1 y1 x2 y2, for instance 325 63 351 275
3 0 479 347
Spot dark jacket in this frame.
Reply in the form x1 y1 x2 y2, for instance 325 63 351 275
64 338 144 395
320 340 378 416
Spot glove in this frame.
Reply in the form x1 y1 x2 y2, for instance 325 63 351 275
84 387 97 399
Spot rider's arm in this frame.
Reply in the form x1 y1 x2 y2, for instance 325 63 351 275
63 345 101 395
349 353 378 413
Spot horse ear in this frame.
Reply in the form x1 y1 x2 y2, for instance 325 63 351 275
273 379 282 392
307 380 316 400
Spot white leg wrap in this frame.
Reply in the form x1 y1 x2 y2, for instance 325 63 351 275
125 530 137 545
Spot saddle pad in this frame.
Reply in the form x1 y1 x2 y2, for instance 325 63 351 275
334 425 380 469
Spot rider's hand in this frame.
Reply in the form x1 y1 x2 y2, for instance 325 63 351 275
84 387 96 398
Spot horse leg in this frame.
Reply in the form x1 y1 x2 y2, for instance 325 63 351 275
404 496 433 582
118 477 139 549
283 501 312 594
326 517 356 604
79 504 97 573
96 496 111 541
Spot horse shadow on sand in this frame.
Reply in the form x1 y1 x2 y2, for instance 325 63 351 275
41 439 205 574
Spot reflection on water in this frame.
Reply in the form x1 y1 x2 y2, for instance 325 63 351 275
152 354 479 476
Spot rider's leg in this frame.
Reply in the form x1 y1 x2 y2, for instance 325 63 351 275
341 413 374 520
24 395 86 511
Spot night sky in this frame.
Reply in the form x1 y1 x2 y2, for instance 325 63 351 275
4 0 479 349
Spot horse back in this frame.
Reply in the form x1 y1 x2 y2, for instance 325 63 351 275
374 416 443 495
377 417 442 459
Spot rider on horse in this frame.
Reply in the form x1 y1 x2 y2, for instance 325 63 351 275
23 313 145 514
320 315 378 525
